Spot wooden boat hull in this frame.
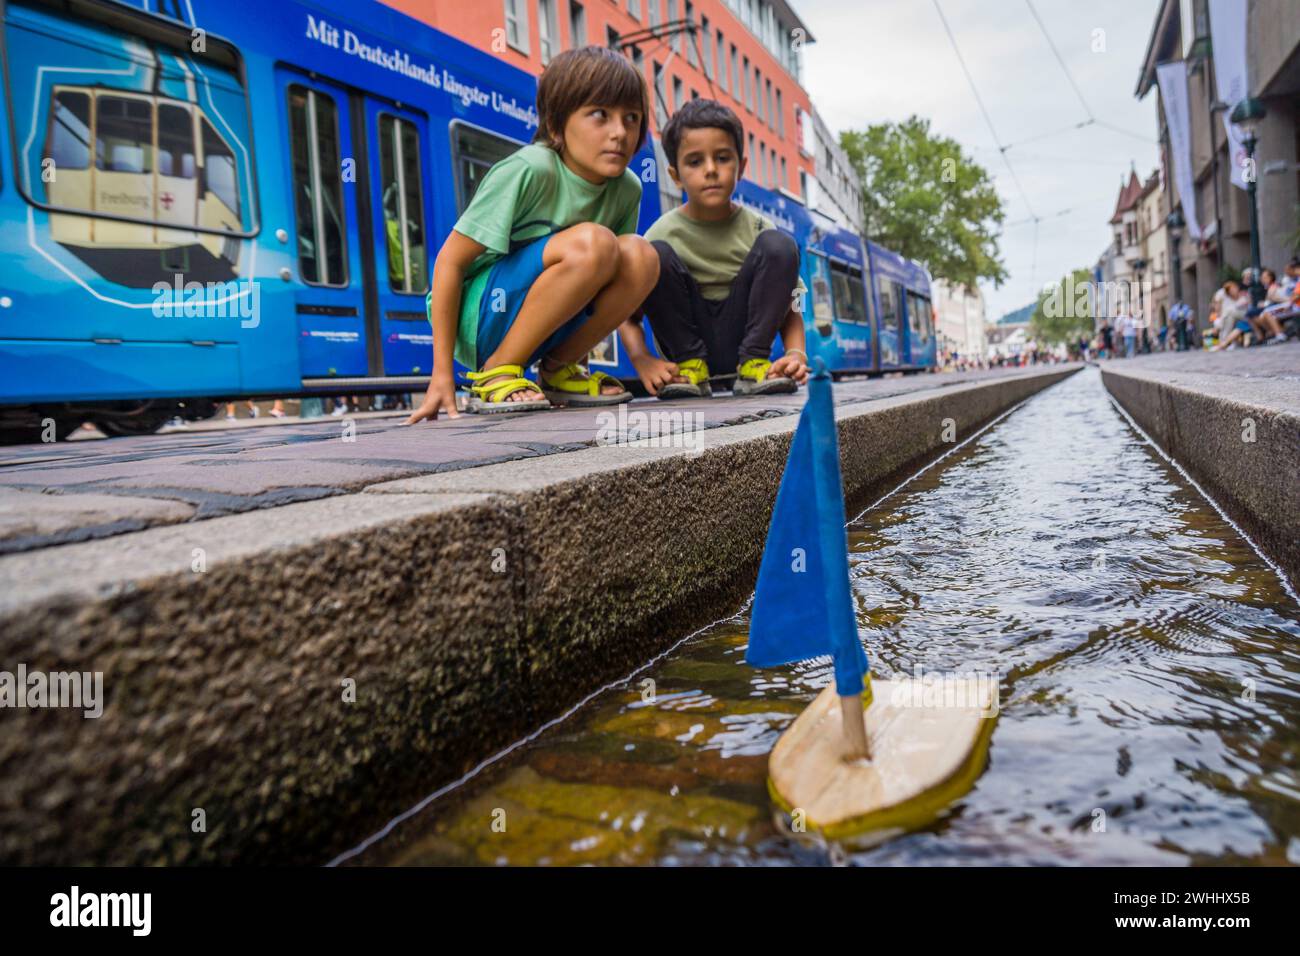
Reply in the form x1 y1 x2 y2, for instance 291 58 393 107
768 677 998 839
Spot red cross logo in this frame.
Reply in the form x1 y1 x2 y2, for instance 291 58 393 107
160 192 175 210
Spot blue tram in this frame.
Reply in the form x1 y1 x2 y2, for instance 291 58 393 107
0 0 931 439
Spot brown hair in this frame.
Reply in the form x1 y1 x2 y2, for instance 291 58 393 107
534 46 649 154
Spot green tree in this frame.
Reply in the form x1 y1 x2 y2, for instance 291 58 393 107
1030 267 1094 344
840 115 1008 289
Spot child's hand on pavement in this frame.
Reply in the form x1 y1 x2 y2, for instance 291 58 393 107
769 353 809 385
631 354 680 397
406 375 460 423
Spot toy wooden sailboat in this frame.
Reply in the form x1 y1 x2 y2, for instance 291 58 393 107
746 358 997 839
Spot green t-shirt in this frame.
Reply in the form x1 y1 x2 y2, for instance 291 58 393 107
433 143 643 368
644 203 806 301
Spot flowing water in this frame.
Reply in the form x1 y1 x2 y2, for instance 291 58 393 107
352 367 1300 866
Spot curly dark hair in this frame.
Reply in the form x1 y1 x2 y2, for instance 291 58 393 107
661 98 745 169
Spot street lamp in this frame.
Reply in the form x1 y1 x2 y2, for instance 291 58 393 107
1131 256 1147 317
1230 96 1267 308
1166 209 1186 349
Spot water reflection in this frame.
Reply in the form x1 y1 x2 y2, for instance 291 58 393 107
361 368 1300 866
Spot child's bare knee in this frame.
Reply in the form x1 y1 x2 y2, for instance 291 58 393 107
616 234 659 290
564 223 619 279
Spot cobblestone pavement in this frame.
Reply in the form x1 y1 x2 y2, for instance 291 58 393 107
0 365 1070 551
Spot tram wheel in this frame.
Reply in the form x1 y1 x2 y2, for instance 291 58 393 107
96 415 170 437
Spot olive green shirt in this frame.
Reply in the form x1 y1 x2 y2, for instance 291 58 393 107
645 203 805 301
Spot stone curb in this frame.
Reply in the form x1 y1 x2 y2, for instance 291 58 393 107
1100 364 1300 593
0 366 1077 864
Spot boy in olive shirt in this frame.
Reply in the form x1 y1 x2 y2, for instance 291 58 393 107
622 99 809 398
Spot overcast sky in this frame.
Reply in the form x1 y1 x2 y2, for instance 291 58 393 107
798 0 1162 321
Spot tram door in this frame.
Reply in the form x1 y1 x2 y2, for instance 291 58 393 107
876 279 903 368
362 100 432 376
280 72 370 378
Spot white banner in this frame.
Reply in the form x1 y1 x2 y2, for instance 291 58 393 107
1157 61 1203 239
1208 0 1250 190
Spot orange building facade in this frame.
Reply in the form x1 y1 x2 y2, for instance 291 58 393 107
382 0 816 200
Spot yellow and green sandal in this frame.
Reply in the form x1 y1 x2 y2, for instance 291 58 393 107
539 360 631 407
658 357 712 400
465 364 552 414
733 357 796 396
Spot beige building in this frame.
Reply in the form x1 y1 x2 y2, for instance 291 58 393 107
1102 168 1171 342
932 280 988 362
1136 0 1300 334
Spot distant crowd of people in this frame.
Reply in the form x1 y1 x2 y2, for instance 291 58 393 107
1207 260 1299 351
1083 257 1298 360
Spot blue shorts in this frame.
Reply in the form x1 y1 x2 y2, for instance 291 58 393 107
1235 319 1252 333
475 234 593 369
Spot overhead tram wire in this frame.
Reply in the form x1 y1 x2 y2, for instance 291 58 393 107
930 0 1037 221
1022 0 1156 146
1001 193 1112 229
1023 0 1093 119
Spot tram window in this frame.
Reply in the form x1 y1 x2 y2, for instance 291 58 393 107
47 91 91 171
288 85 347 287
201 119 239 216
908 293 933 345
451 123 520 214
96 96 152 173
829 262 867 324
809 252 834 325
878 281 897 326
158 104 195 179
379 115 429 294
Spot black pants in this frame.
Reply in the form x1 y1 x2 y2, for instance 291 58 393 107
640 229 799 375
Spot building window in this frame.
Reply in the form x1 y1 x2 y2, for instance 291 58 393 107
653 63 667 129
538 0 558 64
569 1 586 48
701 16 712 79
755 68 764 121
691 87 699 99
776 88 784 138
607 25 620 50
503 0 530 55
780 155 787 188
673 76 683 114
766 79 773 129
747 132 755 179
716 30 727 91
667 0 681 53
632 46 645 84
731 45 739 102
649 0 660 28
742 55 751 110
685 2 697 66
628 0 641 20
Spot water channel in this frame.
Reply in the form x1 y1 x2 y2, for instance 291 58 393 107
347 367 1300 866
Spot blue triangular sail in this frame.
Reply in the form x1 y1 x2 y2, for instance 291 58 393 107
746 360 868 696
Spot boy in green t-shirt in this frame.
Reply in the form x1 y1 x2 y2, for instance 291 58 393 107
620 99 809 399
407 47 659 419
